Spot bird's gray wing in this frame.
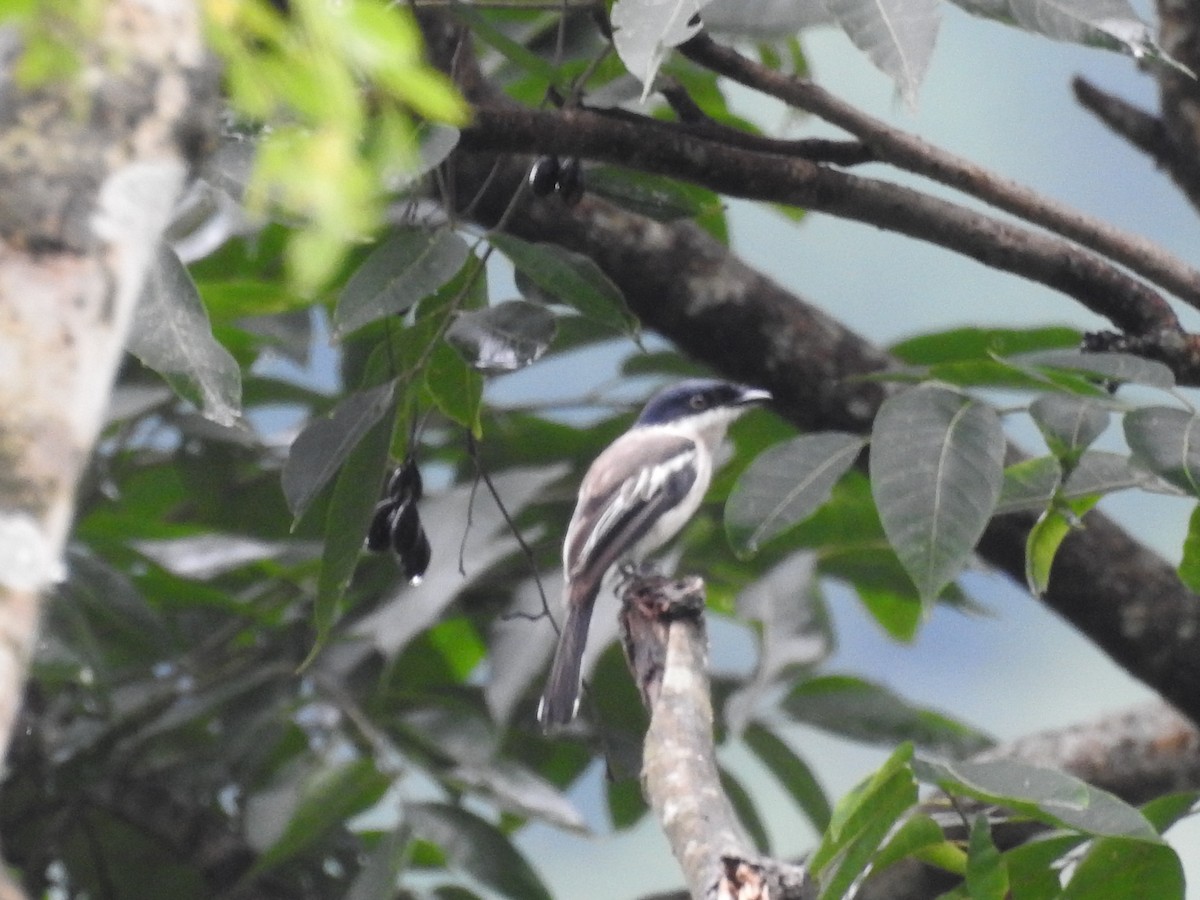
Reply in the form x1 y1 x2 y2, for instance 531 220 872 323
564 432 698 581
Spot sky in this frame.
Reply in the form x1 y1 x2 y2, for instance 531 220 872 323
515 5 1200 898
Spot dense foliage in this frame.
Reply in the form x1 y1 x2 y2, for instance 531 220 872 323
3 0 1200 897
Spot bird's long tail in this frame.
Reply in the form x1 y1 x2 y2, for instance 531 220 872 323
538 583 596 728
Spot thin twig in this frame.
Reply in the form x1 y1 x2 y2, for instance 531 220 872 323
596 101 875 166
465 432 553 622
1072 77 1172 161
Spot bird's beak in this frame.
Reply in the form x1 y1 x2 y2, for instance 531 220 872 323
735 386 772 406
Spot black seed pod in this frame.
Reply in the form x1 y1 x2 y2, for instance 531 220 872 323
388 502 422 557
556 158 584 206
386 461 423 504
403 527 431 582
366 499 398 552
529 156 561 196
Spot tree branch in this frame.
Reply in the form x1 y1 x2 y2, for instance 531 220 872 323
0 6 218 895
461 104 1184 341
1073 78 1175 164
0 0 217 790
625 575 813 900
679 33 1200 314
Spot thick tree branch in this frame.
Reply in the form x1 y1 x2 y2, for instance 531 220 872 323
975 702 1200 804
0 7 218 895
626 575 813 900
680 33 1200 314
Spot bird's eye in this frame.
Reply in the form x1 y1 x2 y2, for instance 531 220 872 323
688 394 706 410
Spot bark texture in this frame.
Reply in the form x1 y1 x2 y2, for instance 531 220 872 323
0 7 218 893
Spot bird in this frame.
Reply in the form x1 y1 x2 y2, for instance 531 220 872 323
537 378 772 728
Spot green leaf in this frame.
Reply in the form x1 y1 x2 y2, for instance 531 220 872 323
314 400 394 644
1140 791 1200 833
445 300 557 373
1063 838 1184 899
889 326 1080 364
584 166 724 222
130 534 299 580
965 814 1008 900
996 456 1062 515
1004 834 1088 897
448 3 562 88
1025 495 1100 597
611 0 703 93
254 759 392 872
725 558 832 728
913 757 1160 840
426 338 483 437
128 243 242 426
809 744 918 900
488 232 636 335
855 583 923 642
622 351 707 378
1124 406 1200 495
823 743 914 850
743 723 832 831
60 549 173 661
782 675 994 757
869 386 1005 603
869 813 947 875
607 776 649 830
323 1 468 123
335 228 471 336
392 122 461 192
1029 394 1110 467
281 381 397 523
866 358 1098 392
407 803 551 900
198 279 310 320
345 825 409 900
1012 349 1176 389
1177 504 1200 592
997 451 1181 516
726 432 866 554
1064 451 1183 496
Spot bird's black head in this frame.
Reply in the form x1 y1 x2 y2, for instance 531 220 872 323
635 379 771 427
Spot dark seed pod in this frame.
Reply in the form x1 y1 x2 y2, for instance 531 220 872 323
388 502 422 557
386 460 423 504
556 158 584 206
528 156 561 197
402 527 431 582
366 499 398 552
